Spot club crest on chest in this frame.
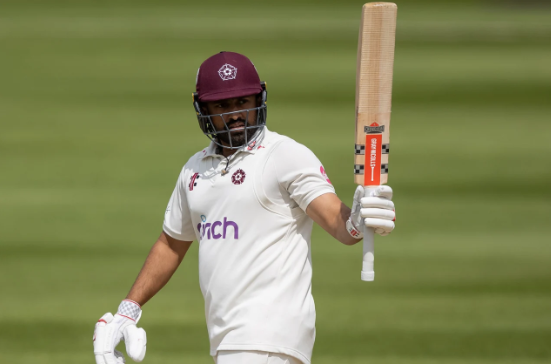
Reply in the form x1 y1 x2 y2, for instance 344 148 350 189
231 169 246 185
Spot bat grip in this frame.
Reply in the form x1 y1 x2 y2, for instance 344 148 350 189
361 186 378 281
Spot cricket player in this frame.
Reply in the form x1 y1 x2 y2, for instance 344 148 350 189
93 52 396 364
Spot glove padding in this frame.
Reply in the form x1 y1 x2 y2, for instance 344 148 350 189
351 185 395 236
94 312 147 364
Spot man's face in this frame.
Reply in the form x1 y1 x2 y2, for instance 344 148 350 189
203 95 259 148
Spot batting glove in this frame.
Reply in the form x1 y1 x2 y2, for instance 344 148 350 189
93 300 147 364
348 185 395 238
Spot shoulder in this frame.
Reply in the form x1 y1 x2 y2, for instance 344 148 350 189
273 139 320 165
263 132 325 180
264 130 317 159
176 148 209 181
186 149 208 167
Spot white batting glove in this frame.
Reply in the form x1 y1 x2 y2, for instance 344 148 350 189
94 300 147 364
348 185 396 238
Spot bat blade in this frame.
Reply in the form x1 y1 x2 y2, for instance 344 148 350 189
355 2 397 282
355 2 397 187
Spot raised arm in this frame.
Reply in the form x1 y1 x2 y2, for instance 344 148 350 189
306 185 396 246
306 193 360 246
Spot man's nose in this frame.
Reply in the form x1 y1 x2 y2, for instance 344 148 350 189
228 109 245 121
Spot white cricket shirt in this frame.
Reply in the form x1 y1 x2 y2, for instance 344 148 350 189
163 128 335 364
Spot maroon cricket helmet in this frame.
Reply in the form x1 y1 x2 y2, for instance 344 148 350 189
196 52 263 102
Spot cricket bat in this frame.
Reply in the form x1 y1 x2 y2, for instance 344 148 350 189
354 2 397 281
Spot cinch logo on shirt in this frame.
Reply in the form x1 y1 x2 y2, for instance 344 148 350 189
197 215 239 240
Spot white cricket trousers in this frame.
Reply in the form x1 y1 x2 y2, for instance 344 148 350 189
215 350 303 364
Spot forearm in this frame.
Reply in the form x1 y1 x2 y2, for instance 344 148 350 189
330 202 362 246
306 193 362 246
126 232 193 306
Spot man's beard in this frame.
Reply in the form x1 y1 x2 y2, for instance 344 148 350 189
217 125 257 148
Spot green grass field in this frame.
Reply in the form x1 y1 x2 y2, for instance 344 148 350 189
1 1 550 363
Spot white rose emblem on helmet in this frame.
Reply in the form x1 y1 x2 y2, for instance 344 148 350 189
218 64 237 81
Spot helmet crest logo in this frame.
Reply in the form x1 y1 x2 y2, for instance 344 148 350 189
218 64 237 81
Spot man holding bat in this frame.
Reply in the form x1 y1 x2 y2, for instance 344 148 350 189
94 5 397 362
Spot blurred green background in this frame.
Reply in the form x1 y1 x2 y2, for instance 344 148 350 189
1 0 550 363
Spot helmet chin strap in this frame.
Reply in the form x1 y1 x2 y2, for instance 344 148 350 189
216 126 262 151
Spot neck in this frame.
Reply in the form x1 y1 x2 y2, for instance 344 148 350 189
222 148 237 158
217 145 238 158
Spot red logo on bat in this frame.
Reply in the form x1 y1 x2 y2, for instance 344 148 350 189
365 134 382 186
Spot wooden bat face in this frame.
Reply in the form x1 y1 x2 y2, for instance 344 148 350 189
354 2 396 187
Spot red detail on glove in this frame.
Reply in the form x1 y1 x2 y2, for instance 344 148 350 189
123 299 141 308
118 314 136 322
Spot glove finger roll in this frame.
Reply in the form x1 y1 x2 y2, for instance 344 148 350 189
361 208 395 221
93 322 107 356
375 228 391 236
124 325 147 362
360 197 394 210
364 218 395 232
99 313 114 324
372 185 393 199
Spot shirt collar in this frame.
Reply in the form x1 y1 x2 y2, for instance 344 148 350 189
200 127 270 159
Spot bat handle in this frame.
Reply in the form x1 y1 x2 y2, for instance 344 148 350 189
361 186 378 281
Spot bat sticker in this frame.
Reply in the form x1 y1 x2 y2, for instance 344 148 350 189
364 134 382 185
364 122 385 134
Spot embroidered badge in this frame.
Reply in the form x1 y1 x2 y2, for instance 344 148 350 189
231 169 246 185
218 64 237 81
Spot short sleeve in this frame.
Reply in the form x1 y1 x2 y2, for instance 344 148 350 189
274 140 336 212
162 167 196 242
